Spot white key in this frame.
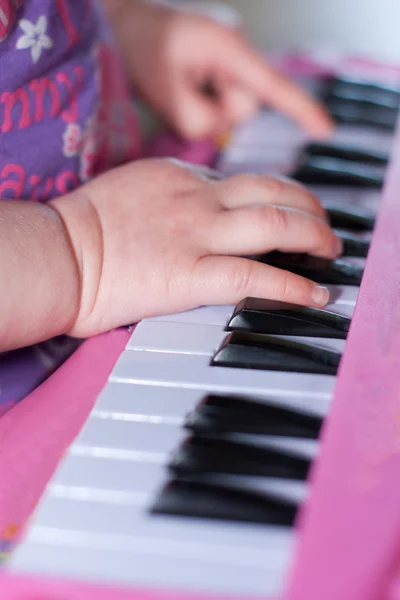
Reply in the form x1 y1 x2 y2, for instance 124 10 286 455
94 383 202 422
110 352 335 404
221 147 298 164
50 455 308 507
127 321 223 355
72 419 319 465
51 457 166 502
24 495 293 558
94 382 329 420
146 305 234 326
72 420 186 461
316 187 382 213
345 257 367 268
325 285 359 306
128 321 346 355
9 525 292 597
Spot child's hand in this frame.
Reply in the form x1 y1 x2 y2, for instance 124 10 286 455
52 159 341 338
109 1 333 140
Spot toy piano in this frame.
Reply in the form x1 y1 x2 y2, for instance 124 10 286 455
2 55 400 600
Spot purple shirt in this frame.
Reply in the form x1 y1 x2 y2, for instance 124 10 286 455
0 0 142 412
0 0 141 200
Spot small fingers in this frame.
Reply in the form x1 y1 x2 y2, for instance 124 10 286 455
206 204 341 258
190 255 330 308
216 174 327 220
227 35 334 138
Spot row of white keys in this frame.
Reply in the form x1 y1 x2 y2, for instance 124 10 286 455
11 372 308 596
11 314 334 598
111 351 336 401
72 407 318 465
93 380 327 422
10 493 293 597
217 109 394 167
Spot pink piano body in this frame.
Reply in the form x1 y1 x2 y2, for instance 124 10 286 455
2 55 400 600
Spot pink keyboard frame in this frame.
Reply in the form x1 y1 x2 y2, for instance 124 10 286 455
2 56 400 600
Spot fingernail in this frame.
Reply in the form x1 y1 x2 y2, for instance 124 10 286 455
311 285 330 307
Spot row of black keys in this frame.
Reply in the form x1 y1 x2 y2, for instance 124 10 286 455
211 297 343 375
153 294 344 525
152 295 349 524
151 296 354 524
293 142 387 188
258 204 373 294
293 203 373 260
292 75 399 186
222 203 373 374
152 393 319 527
150 76 398 529
324 75 400 130
149 215 368 526
231 198 376 375
152 295 344 526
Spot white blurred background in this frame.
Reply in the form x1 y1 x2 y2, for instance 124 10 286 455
170 0 400 63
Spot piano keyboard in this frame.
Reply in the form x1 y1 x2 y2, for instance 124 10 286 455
6 72 400 599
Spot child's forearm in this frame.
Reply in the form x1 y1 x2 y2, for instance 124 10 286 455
0 200 80 351
101 0 151 26
101 0 171 61
101 0 127 22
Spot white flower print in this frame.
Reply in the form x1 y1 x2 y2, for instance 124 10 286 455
62 123 82 157
62 121 98 182
16 15 53 63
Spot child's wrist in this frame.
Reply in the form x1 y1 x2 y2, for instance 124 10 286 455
0 199 81 350
50 191 105 338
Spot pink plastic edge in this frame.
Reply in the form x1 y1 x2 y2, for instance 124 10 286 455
390 578 400 600
0 574 248 600
0 323 251 600
2 54 400 600
0 328 131 538
284 126 400 600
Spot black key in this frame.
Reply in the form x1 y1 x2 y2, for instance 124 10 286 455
151 478 298 526
330 89 400 111
326 98 398 131
292 156 385 187
337 230 370 258
227 297 350 339
170 435 311 479
326 206 375 231
257 252 363 286
186 393 322 438
211 331 341 375
304 142 388 165
326 76 400 109
335 76 400 94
